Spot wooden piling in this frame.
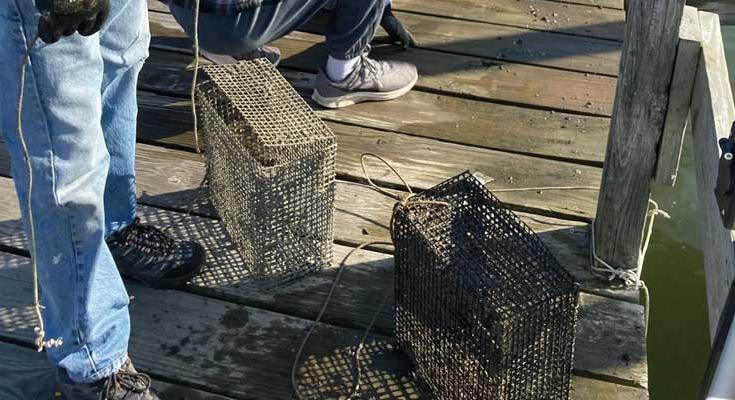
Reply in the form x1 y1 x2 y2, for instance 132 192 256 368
593 0 686 278
690 11 735 339
655 6 701 186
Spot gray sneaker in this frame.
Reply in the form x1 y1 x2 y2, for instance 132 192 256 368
55 358 160 400
312 49 418 109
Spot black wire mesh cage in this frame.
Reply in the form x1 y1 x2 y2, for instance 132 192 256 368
195 59 337 281
391 171 580 400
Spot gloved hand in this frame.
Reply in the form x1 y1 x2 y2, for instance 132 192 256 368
380 4 417 49
36 0 110 44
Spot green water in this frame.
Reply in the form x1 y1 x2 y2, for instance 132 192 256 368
644 3 735 398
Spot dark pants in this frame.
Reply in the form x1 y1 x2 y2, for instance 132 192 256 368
170 0 384 60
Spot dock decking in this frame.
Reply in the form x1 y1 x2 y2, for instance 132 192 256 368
0 0 650 398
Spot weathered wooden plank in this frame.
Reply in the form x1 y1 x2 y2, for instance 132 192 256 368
150 0 624 76
390 0 626 41
333 125 601 220
0 341 235 400
146 11 617 116
0 338 647 400
549 0 624 9
593 0 686 276
140 54 611 164
296 9 622 76
655 6 702 186
147 0 625 36
0 114 602 222
0 339 643 400
0 247 647 390
133 91 602 219
0 169 635 304
690 11 735 339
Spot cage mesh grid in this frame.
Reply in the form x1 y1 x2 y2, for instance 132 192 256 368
391 172 580 400
195 59 336 281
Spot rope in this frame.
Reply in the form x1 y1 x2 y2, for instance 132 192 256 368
290 241 392 400
491 186 600 193
590 199 669 336
589 199 670 287
291 153 448 399
191 0 202 154
359 153 450 209
17 35 63 351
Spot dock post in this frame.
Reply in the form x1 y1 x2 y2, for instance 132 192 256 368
593 0 686 282
691 11 735 338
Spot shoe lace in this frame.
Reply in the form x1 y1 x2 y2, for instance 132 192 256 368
100 370 152 399
356 45 380 81
112 218 177 256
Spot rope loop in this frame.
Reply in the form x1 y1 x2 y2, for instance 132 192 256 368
590 198 669 288
360 153 412 202
590 198 668 336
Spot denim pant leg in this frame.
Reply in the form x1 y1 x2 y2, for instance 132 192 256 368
0 0 131 384
326 0 385 59
100 0 150 235
170 0 384 60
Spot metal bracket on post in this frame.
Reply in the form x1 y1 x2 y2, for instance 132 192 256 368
714 122 735 229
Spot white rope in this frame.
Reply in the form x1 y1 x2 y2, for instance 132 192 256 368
589 199 670 287
291 241 392 400
17 35 63 351
590 199 669 335
191 0 202 154
292 154 448 399
491 186 600 193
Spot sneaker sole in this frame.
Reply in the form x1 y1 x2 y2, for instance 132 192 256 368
311 74 418 109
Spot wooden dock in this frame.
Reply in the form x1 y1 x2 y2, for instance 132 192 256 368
0 0 651 398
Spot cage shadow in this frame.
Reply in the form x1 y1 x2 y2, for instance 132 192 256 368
293 328 426 400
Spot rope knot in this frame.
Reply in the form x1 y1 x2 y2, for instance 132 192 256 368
399 193 417 208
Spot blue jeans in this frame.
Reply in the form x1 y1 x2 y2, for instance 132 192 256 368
170 0 384 60
0 0 149 384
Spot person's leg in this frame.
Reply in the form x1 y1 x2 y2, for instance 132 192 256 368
169 0 329 59
99 0 150 236
324 0 384 62
0 0 130 385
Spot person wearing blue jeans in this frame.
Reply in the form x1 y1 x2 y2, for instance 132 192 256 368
0 0 204 398
169 0 419 109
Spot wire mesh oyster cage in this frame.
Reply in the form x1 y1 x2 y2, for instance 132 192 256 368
391 171 580 400
195 59 337 281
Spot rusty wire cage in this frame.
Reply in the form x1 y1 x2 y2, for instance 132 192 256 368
195 59 336 281
391 172 580 400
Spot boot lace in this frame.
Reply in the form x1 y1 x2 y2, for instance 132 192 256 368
111 218 177 256
100 370 152 400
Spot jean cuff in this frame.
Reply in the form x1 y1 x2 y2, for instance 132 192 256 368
73 351 128 384
328 50 363 61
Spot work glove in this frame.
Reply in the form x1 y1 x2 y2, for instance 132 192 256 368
380 4 417 49
35 0 111 44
